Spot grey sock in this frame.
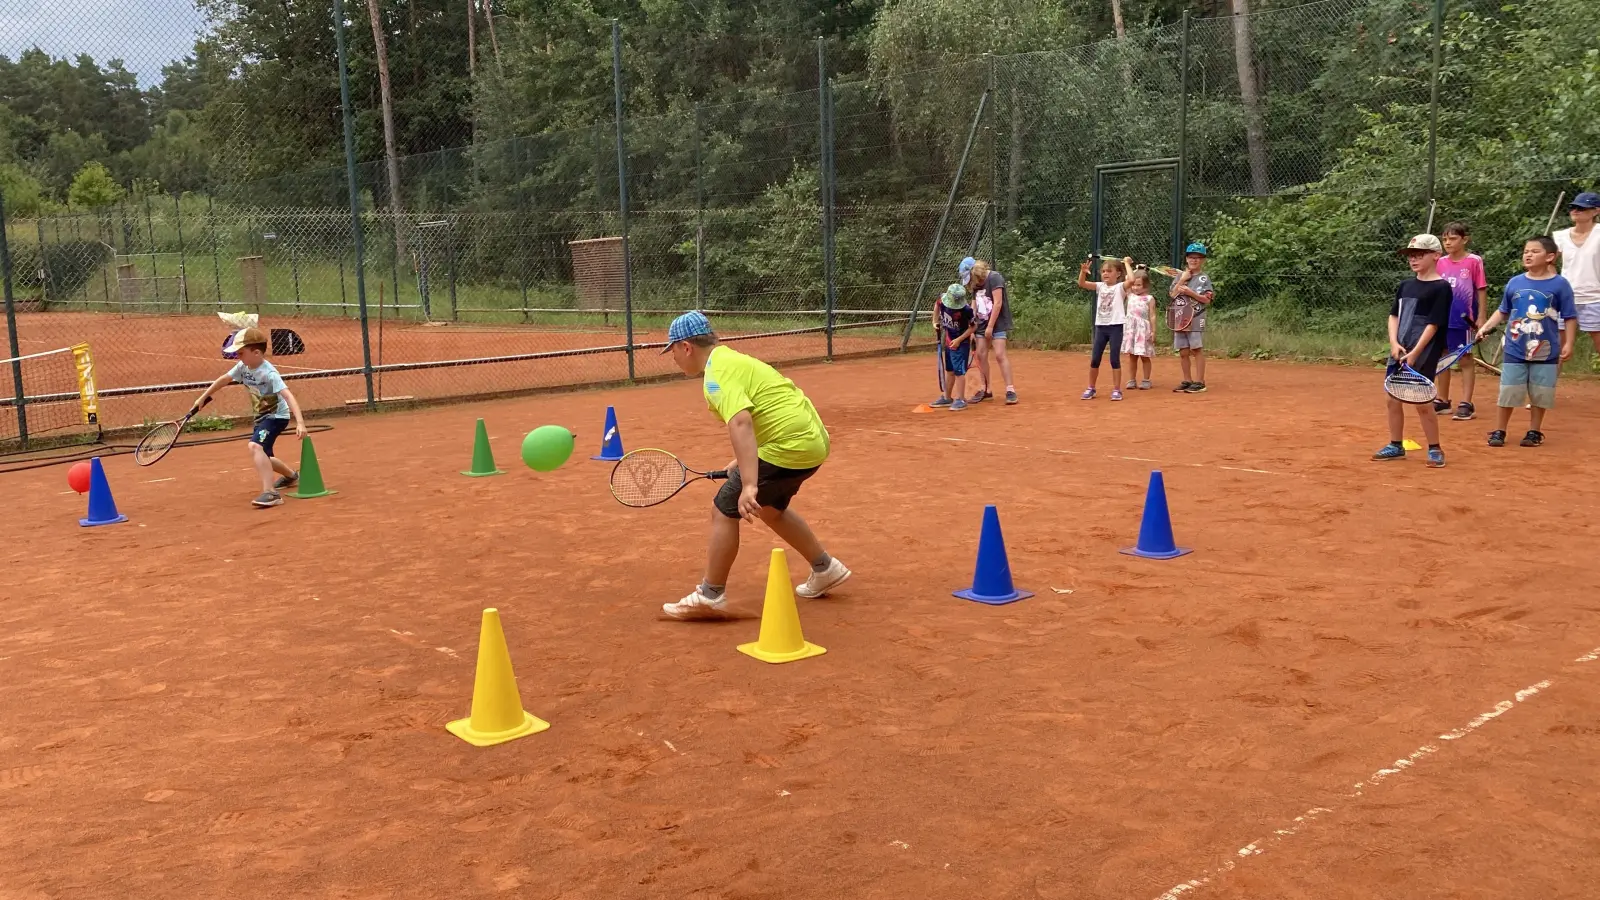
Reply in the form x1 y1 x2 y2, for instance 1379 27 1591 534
811 553 832 574
698 582 725 599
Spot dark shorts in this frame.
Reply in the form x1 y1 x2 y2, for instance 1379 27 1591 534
1445 326 1470 358
943 342 971 376
715 460 820 519
250 417 290 457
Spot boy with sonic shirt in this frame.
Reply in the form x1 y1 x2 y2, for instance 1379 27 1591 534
1474 236 1577 448
658 311 850 620
1373 235 1453 467
193 327 307 508
929 283 975 411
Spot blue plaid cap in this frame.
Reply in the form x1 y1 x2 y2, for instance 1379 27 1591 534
663 310 714 353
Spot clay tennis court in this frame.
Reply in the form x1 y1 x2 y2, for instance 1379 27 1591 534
4 350 1600 899
4 310 901 434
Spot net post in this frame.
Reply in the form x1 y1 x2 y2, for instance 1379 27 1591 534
334 0 378 410
611 19 635 382
1 191 27 447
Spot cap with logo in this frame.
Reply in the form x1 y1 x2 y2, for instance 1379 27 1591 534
1569 192 1600 211
1400 234 1443 254
1184 242 1208 256
662 311 715 353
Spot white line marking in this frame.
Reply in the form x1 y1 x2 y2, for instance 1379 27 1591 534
1152 675 1566 898
143 477 175 483
1120 455 1160 462
434 646 459 658
1048 448 1079 455
1218 465 1276 475
663 739 677 752
942 437 967 443
870 429 903 435
1576 648 1600 663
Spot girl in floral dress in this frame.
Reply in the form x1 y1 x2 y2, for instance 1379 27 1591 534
1122 267 1157 390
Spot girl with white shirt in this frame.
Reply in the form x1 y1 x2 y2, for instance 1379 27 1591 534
1076 255 1131 400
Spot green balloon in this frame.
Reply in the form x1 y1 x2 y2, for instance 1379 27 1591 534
521 425 575 472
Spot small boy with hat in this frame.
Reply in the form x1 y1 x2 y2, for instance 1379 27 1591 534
930 283 976 411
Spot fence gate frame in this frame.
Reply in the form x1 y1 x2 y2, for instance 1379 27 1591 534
1090 158 1184 279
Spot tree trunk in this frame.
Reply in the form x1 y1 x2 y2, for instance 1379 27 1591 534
1110 0 1132 91
364 0 406 265
1110 0 1126 39
483 0 502 66
1005 86 1022 232
1231 0 1270 196
467 0 477 78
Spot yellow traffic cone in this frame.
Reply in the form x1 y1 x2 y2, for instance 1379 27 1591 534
446 608 550 747
737 549 827 664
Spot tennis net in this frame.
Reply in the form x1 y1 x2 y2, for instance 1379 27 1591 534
0 343 101 451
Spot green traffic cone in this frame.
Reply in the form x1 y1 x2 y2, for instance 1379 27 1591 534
462 418 504 477
287 436 336 499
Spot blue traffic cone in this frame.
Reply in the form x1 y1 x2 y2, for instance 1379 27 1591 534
954 504 1032 605
1119 470 1192 559
590 406 625 461
79 457 128 527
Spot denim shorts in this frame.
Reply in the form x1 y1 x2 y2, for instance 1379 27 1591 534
1499 361 1558 409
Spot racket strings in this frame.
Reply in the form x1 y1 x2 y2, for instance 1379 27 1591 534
1385 368 1436 404
611 452 685 507
135 423 181 465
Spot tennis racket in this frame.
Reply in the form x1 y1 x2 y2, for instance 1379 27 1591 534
609 449 728 508
1096 255 1183 279
1474 326 1503 374
1384 357 1438 404
1434 334 1477 375
134 396 213 466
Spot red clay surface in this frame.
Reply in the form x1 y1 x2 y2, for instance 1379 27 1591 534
3 310 899 434
3 350 1600 899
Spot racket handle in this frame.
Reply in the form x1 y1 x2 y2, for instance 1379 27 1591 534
706 470 729 481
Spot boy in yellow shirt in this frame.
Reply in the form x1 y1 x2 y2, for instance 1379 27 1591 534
659 312 851 619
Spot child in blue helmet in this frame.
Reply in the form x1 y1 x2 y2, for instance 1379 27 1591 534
1169 242 1216 393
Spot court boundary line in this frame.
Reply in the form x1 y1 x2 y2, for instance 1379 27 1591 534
1152 646 1600 899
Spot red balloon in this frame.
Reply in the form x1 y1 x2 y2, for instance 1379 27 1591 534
67 461 92 494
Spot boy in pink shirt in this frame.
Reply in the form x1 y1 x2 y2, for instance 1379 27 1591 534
1434 221 1489 420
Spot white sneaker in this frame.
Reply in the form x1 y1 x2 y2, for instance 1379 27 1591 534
663 589 729 620
795 558 851 599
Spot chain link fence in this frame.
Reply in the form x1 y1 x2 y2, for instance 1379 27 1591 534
6 0 1598 449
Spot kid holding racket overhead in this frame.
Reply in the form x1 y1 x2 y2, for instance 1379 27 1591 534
659 312 851 620
1373 235 1453 467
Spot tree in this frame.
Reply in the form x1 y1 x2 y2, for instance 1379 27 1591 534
67 161 124 209
0 163 48 216
1231 0 1270 196
365 0 408 264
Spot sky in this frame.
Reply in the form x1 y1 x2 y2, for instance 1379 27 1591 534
0 0 210 86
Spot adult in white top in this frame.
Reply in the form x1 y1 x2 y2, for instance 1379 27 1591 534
1553 191 1600 353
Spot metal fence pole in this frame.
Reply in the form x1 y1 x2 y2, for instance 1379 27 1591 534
334 0 377 410
817 37 837 359
145 196 160 305
1 192 27 446
174 192 188 312
208 195 222 308
986 53 997 267
900 89 990 349
612 19 635 380
1425 0 1443 209
35 219 49 306
445 226 458 321
1174 11 1191 267
694 102 705 309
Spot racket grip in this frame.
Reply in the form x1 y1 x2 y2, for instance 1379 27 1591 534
706 470 729 480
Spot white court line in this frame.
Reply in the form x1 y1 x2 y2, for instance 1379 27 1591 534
143 477 174 484
1151 652 1597 900
874 429 1290 478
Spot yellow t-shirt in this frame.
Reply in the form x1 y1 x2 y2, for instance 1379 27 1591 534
703 345 829 470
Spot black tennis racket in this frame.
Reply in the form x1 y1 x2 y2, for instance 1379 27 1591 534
134 396 212 466
1384 357 1438 405
609 449 728 508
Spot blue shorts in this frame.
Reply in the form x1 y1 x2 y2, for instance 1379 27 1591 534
1444 327 1470 359
976 329 1008 341
1499 361 1558 409
250 417 290 457
943 342 971 376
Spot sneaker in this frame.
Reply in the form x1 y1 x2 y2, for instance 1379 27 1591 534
1432 398 1451 414
1139 380 1152 390
1173 381 1194 392
929 397 953 408
1125 380 1138 390
1111 389 1124 401
969 391 988 404
1426 447 1445 468
796 557 852 599
1184 381 1208 393
1520 430 1544 447
273 470 300 490
252 490 284 508
1080 388 1096 400
1372 443 1406 461
949 399 968 411
1004 389 1018 405
663 589 729 620
1487 430 1506 447
1452 402 1475 421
